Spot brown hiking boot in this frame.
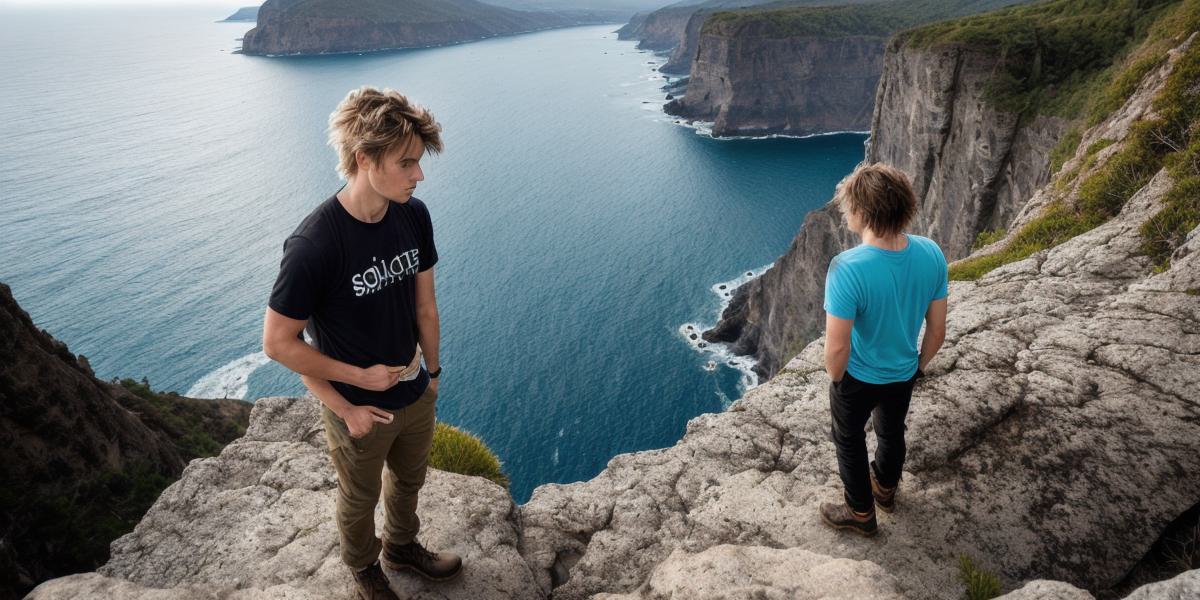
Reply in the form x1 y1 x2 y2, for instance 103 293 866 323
382 538 463 581
819 502 878 537
870 461 897 513
351 561 399 600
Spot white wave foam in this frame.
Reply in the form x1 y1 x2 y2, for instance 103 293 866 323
666 117 870 141
187 351 271 399
678 263 774 396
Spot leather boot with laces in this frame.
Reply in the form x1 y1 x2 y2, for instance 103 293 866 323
819 501 878 537
870 460 897 513
351 561 399 600
382 538 463 581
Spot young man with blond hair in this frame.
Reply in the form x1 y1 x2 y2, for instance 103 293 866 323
263 86 460 599
820 162 948 536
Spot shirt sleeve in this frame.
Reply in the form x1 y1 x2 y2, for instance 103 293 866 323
417 200 438 273
268 236 329 320
932 243 949 301
823 257 858 321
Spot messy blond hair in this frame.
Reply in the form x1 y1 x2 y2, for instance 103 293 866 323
833 162 917 237
327 86 443 179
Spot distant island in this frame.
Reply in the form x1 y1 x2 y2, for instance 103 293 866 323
221 6 259 22
240 0 622 56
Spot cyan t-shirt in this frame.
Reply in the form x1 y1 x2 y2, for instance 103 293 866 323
823 234 948 384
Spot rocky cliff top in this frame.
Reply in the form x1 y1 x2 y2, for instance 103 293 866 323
27 156 1200 596
24 37 1200 588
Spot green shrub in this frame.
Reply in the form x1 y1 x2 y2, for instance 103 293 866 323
429 422 510 489
951 203 1089 280
950 4 1199 280
704 1 1031 40
1049 127 1083 173
1139 41 1200 266
1087 53 1168 125
902 0 1185 118
958 554 1003 600
971 228 1007 250
117 378 248 459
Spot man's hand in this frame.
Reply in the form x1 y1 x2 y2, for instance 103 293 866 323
428 377 439 395
357 349 422 391
343 404 393 438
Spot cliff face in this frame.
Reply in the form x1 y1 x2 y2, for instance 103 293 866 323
665 28 886 137
866 41 1066 260
705 39 1066 379
614 6 695 50
658 9 708 74
240 0 611 56
663 0 1034 137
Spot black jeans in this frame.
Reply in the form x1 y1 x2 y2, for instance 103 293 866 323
829 371 916 513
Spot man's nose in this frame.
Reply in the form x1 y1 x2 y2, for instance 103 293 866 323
413 164 424 182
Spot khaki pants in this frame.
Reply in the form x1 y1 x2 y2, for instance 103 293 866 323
320 386 437 569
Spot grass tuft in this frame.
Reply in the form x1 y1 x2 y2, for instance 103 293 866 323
429 422 510 489
958 554 1003 600
971 228 1007 250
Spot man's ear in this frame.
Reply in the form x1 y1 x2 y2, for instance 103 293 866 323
355 150 371 172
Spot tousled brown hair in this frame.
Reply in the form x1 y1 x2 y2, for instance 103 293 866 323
327 86 443 179
833 162 917 236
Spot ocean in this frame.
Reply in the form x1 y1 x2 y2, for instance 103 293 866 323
0 5 867 501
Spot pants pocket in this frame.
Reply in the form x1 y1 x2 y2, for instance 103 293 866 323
321 406 373 453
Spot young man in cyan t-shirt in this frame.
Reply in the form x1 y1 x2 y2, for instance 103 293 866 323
820 163 948 537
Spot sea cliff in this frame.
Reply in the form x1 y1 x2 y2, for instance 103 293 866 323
660 0 1031 137
241 0 616 56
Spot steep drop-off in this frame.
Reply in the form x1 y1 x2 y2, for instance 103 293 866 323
665 0 1031 137
702 0 1186 378
0 283 253 599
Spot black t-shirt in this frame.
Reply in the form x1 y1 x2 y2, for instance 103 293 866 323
269 194 438 409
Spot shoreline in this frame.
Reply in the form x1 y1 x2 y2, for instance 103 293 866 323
678 263 773 400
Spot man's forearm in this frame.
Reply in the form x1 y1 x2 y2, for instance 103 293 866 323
918 330 944 371
417 309 440 371
269 336 362 386
825 346 850 382
301 374 355 418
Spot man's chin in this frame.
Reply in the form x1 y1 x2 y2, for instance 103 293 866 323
389 192 415 204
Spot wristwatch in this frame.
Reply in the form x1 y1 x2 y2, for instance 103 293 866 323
428 366 442 379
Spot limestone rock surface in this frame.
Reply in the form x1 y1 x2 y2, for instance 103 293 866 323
28 396 542 600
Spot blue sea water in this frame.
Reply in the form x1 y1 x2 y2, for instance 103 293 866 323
0 6 867 502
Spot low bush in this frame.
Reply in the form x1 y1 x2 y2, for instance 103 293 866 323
429 422 510 489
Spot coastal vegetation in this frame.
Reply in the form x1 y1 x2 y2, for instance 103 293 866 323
957 554 1002 600
946 0 1200 280
1 373 251 599
118 377 248 458
902 0 1183 118
702 0 1027 39
429 422 510 489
